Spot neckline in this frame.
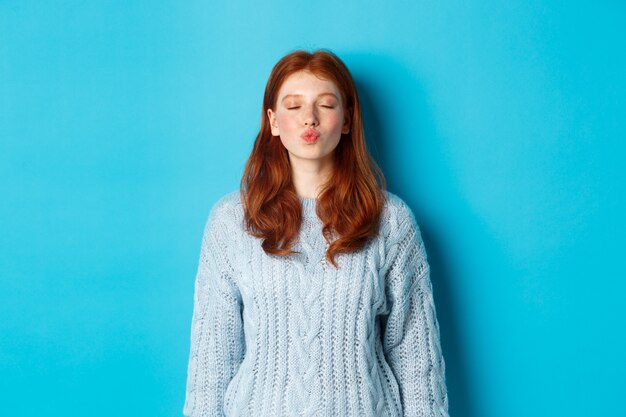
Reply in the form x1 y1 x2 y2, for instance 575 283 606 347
298 195 318 219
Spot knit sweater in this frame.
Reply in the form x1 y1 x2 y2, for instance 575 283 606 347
183 190 449 417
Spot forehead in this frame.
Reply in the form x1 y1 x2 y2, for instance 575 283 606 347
277 70 342 99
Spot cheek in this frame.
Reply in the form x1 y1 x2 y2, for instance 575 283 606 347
326 113 343 131
276 113 298 130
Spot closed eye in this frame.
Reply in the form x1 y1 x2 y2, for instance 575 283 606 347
287 106 301 110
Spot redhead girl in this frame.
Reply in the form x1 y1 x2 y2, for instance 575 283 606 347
183 49 449 417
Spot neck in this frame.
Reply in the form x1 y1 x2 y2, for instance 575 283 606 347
289 155 334 199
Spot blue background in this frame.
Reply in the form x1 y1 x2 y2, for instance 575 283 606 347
1 1 624 416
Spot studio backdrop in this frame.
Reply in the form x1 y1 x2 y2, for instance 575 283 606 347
1 1 624 416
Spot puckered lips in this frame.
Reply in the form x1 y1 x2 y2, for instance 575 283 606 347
300 128 320 143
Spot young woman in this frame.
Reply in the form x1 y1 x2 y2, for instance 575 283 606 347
183 49 449 417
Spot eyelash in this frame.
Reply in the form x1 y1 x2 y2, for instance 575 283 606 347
286 105 335 110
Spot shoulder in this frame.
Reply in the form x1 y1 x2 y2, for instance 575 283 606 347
205 189 244 235
209 189 242 218
378 191 428 278
380 190 420 242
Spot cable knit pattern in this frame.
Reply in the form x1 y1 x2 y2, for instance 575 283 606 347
183 190 449 417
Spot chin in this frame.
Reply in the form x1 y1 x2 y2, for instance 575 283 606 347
290 151 329 161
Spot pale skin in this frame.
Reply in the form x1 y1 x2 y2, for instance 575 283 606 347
267 70 351 199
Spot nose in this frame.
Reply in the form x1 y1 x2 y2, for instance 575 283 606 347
302 105 318 127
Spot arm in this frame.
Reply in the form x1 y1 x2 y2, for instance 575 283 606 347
380 206 449 417
183 201 245 417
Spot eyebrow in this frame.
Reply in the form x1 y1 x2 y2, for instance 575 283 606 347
281 93 339 102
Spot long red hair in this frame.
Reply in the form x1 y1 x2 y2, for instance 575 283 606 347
240 49 386 268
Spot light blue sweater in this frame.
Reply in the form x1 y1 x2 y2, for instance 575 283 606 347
183 190 449 417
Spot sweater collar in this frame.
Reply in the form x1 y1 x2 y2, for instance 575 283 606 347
298 196 318 219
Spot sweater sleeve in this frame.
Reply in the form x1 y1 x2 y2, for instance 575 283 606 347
183 200 245 417
380 204 449 417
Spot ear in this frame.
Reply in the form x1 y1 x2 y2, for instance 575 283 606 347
341 109 351 134
267 108 280 136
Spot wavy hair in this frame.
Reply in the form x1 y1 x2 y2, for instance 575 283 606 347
240 49 386 268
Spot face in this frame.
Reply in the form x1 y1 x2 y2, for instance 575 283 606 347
267 70 350 167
